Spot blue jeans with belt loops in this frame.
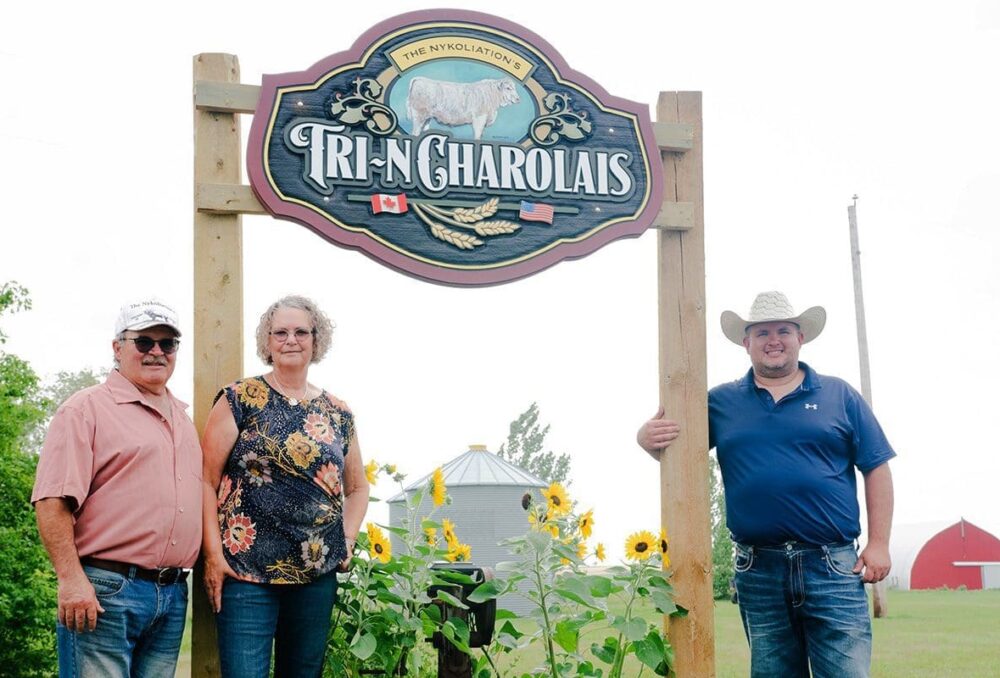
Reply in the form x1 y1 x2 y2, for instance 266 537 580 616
733 541 871 678
57 564 188 677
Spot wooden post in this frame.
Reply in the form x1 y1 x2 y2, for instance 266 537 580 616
847 197 887 618
656 92 714 675
192 53 244 677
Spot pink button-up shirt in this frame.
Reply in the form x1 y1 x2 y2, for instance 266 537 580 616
32 370 202 569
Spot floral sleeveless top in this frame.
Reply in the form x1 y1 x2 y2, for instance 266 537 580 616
215 376 355 584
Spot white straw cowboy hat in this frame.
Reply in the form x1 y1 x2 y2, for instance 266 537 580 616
720 291 826 345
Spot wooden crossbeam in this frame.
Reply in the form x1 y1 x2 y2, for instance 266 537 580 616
654 202 694 230
654 121 694 152
195 183 265 214
194 80 260 114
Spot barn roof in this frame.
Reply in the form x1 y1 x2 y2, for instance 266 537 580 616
386 444 547 503
888 520 952 590
886 518 1000 589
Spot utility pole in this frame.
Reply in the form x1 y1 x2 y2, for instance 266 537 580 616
847 195 887 618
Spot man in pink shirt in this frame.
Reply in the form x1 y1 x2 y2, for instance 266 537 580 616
32 298 202 677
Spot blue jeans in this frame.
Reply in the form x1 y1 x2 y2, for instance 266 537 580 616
216 572 338 678
57 564 188 677
733 541 871 678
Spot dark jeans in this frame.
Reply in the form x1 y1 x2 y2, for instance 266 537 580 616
216 572 338 678
57 564 188 677
734 541 871 678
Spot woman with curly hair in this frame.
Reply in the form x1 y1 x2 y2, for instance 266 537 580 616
201 295 369 676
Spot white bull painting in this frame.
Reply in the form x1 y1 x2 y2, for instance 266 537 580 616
406 76 521 140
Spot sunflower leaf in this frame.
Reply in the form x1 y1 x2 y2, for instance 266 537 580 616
554 619 579 653
441 617 471 653
349 631 377 660
611 616 648 642
433 589 469 610
525 530 551 551
591 636 618 664
633 630 669 673
651 589 676 614
467 579 502 603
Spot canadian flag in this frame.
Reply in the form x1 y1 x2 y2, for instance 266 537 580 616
370 194 408 214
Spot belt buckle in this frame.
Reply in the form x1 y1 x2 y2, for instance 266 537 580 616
156 567 179 586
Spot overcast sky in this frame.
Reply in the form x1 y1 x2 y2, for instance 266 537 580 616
3 1 998 558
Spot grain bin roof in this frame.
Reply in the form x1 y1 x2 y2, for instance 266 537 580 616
387 444 547 503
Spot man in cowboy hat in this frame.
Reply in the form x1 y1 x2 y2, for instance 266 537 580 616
32 298 201 676
637 290 894 678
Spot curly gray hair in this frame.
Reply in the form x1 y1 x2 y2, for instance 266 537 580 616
255 295 335 365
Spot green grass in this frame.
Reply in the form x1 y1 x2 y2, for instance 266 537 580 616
176 589 1000 677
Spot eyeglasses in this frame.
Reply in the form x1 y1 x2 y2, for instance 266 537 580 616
122 336 180 354
269 328 314 342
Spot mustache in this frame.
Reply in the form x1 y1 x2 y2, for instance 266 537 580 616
142 357 169 366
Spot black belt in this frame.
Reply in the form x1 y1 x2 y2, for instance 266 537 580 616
82 557 189 586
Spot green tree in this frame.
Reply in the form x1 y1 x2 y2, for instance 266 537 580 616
497 402 571 485
0 282 57 675
710 456 735 600
26 366 103 451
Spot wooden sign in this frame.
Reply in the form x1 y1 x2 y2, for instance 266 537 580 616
247 9 663 285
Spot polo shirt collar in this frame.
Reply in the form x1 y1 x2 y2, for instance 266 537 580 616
106 369 188 409
739 362 823 392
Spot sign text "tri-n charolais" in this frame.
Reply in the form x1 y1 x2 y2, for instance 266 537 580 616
285 121 636 202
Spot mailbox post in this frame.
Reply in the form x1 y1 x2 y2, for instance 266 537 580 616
427 563 496 678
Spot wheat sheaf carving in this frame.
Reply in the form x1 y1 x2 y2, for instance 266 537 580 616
414 198 521 249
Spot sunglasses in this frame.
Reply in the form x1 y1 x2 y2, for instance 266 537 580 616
122 336 180 354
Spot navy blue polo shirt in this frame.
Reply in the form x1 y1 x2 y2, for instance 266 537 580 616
709 362 895 546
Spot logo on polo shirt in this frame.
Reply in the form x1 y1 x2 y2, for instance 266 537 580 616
804 403 818 410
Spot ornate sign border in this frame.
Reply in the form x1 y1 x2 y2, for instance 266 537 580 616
247 10 663 286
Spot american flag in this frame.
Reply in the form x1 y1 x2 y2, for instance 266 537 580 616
519 200 554 224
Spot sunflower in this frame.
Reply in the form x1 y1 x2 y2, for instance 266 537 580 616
659 528 670 567
625 530 657 561
578 509 594 539
595 543 606 562
364 460 379 485
385 463 397 474
445 542 472 563
424 526 437 547
576 541 588 560
429 467 447 507
543 522 560 539
441 518 458 547
367 522 391 564
527 509 545 528
541 482 571 517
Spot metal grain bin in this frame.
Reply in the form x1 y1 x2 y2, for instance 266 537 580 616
387 444 547 614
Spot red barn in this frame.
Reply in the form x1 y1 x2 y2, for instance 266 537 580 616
889 518 1000 590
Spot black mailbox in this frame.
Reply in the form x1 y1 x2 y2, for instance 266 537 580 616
427 562 496 649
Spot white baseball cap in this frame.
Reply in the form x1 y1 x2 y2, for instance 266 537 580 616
114 298 182 336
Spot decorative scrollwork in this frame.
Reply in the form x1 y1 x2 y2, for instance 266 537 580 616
529 93 593 146
327 77 398 136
